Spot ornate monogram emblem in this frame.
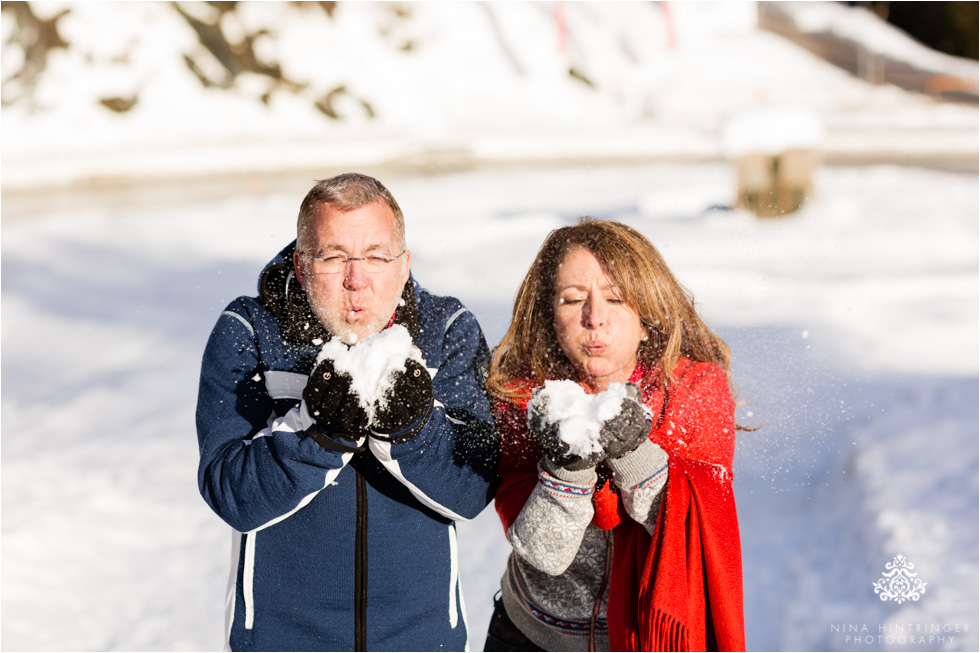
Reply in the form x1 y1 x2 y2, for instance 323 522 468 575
873 553 927 604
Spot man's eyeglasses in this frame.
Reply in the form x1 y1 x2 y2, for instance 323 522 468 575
299 250 406 274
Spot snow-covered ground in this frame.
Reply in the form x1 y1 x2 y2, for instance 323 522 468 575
2 1 978 651
3 162 977 651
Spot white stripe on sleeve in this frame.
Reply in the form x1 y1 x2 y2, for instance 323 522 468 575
243 531 257 629
263 370 308 400
247 402 363 532
449 523 459 629
367 437 468 521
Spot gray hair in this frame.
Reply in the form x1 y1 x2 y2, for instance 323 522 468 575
296 173 406 252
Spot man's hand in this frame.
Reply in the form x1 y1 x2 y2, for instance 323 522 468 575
598 383 653 460
527 388 604 472
302 358 369 445
370 359 434 442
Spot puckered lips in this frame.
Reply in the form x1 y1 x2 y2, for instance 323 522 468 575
584 339 606 356
344 305 367 320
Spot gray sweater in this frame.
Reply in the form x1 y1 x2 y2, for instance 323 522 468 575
501 440 669 651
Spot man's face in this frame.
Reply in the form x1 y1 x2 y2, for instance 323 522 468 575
293 200 410 345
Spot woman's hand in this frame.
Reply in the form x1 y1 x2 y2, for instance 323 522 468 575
527 382 653 470
598 383 653 460
526 388 605 471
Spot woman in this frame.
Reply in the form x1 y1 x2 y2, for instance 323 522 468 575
485 219 745 652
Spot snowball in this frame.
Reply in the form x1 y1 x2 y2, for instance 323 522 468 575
529 380 630 457
315 324 426 424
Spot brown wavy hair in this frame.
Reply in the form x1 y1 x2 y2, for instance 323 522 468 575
488 218 733 402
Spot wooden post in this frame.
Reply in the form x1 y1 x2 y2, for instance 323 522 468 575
734 150 817 218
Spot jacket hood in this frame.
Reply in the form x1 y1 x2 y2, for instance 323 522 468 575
257 240 420 347
257 239 298 295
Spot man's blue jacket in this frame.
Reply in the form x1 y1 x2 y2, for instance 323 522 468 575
196 242 498 651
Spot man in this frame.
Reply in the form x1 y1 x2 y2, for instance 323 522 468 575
196 173 497 651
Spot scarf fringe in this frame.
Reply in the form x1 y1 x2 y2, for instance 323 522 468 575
652 609 689 652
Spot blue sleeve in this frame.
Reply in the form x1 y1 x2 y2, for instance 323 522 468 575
366 308 498 520
195 301 353 533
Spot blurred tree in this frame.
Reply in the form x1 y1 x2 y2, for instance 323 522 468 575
0 1 70 107
171 1 375 117
2 0 379 118
173 1 305 99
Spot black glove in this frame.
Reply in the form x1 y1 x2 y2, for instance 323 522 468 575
527 387 604 472
370 359 434 442
302 358 369 449
597 383 653 460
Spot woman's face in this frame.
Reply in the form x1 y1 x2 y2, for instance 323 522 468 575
552 247 645 394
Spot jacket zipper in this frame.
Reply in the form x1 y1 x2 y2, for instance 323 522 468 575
589 529 614 652
355 462 368 651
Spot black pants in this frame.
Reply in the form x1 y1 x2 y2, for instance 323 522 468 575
483 595 546 652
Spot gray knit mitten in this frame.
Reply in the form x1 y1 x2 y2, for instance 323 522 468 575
598 383 653 460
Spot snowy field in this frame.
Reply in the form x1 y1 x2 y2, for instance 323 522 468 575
2 161 977 651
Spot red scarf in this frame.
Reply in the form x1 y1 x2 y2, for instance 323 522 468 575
494 358 745 651
608 456 745 651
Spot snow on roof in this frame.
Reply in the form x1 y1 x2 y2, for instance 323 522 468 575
783 2 979 80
